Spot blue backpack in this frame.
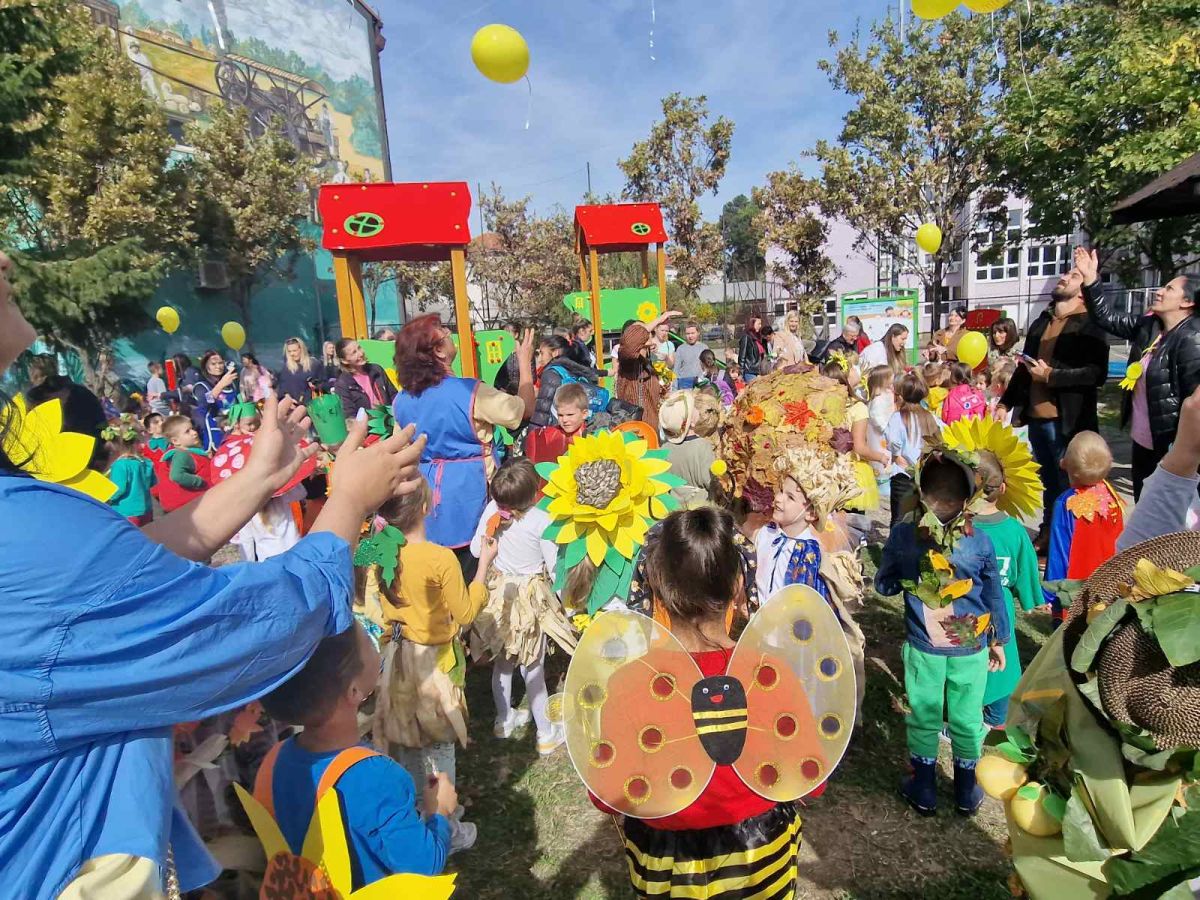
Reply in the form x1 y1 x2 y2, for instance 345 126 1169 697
548 365 610 419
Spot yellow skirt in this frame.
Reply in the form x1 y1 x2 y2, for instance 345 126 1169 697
373 638 469 749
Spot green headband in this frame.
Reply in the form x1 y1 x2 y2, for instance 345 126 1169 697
227 401 260 423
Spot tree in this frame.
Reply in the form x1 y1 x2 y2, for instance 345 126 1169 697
1 27 187 377
184 104 313 338
753 169 840 322
0 0 90 179
468 184 578 327
813 15 1005 329
619 93 734 299
362 261 451 329
719 194 765 281
994 0 1200 283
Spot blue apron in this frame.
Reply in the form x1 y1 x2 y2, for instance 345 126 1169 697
393 377 492 548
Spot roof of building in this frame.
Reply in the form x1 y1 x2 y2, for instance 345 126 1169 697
575 203 668 253
1112 152 1200 224
318 182 471 262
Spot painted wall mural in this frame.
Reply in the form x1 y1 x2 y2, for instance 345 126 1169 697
81 0 387 182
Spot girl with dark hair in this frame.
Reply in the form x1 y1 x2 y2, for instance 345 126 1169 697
239 352 271 403
392 314 536 557
333 338 397 422
737 314 766 381
0 248 432 900
988 317 1020 364
192 349 238 450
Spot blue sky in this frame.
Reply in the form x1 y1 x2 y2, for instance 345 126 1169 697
372 0 896 222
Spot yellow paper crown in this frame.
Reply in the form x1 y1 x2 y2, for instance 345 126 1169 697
941 416 1041 519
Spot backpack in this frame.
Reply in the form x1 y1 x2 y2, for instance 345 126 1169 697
548 365 610 419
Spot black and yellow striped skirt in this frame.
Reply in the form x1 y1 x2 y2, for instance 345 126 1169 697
621 803 802 899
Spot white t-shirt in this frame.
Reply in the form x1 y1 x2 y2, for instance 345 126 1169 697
754 523 819 601
858 341 889 371
651 340 675 365
146 375 170 414
470 501 559 576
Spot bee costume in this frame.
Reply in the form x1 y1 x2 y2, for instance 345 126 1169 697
564 586 857 898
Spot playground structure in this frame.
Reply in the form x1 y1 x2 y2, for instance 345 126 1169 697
840 287 923 364
318 181 480 378
572 203 669 368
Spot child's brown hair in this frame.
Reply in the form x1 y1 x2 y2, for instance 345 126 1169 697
377 477 432 533
262 625 365 727
949 361 974 386
162 415 193 444
895 372 940 440
991 361 1015 396
1063 431 1112 488
866 365 895 400
553 382 589 413
491 458 540 515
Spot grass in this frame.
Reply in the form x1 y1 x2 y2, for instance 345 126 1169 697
442 550 1057 900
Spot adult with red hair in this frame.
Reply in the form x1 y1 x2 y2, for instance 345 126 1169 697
393 315 535 565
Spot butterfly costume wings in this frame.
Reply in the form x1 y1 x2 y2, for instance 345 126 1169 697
563 585 857 819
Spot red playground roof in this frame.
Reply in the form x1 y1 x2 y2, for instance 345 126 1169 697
575 203 668 254
318 182 472 262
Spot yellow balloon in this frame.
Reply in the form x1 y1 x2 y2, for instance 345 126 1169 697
155 306 180 335
915 223 943 254
912 0 958 18
956 330 988 369
471 24 530 84
221 321 246 352
964 0 1011 11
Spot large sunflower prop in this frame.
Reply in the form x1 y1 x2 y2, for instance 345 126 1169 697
1 395 116 502
536 430 682 614
941 416 1041 519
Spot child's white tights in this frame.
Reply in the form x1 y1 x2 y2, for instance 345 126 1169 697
491 640 551 738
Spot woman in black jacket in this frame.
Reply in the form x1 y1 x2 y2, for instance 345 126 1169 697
333 337 398 422
1076 248 1200 498
531 334 601 427
738 315 767 381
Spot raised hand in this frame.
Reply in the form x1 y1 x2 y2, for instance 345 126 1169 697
1073 246 1099 286
243 394 316 495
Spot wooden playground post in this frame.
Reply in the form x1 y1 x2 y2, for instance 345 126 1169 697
450 247 477 378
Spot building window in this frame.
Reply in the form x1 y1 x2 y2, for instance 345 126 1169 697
1027 242 1071 277
974 208 1023 281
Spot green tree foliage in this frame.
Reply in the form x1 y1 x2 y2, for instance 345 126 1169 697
752 169 840 320
813 15 1005 327
719 194 765 280
0 0 90 178
1 22 187 374
468 184 578 327
619 93 734 300
362 261 451 330
184 104 314 337
994 0 1200 282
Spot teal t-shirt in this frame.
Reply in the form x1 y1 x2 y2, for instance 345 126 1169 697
106 456 157 517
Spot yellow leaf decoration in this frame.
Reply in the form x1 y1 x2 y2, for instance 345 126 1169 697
974 613 992 635
940 578 974 601
929 551 953 575
1 396 117 502
1125 558 1194 603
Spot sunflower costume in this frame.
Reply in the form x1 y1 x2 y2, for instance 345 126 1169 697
0 395 116 501
995 533 1200 899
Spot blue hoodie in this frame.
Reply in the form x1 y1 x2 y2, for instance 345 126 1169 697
875 521 1009 656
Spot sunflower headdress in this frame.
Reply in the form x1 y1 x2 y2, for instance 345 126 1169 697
536 430 683 614
1 396 116 502
941 416 1041 519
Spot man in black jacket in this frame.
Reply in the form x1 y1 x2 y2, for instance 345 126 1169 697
1075 248 1200 499
1001 262 1110 544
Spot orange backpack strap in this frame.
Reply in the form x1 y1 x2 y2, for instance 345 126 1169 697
315 747 381 803
252 742 285 817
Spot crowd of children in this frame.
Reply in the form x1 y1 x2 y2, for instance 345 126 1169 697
58 313 1135 900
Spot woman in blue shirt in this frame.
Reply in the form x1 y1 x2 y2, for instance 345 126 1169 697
0 250 429 900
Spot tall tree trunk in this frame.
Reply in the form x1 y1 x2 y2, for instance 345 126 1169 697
930 256 945 336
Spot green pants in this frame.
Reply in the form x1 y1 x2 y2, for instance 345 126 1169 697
903 642 989 760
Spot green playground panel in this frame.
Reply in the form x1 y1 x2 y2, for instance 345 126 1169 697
840 288 922 364
563 286 661 332
360 330 514 385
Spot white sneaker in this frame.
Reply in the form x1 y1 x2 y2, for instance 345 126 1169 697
449 819 477 854
493 708 531 738
537 723 566 757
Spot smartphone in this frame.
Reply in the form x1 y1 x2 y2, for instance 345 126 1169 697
226 361 236 372
1018 353 1037 365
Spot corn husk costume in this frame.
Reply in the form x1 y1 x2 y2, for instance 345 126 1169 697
993 532 1200 899
468 570 577 667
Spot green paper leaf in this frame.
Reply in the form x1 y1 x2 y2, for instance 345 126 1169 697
564 537 588 570
656 473 687 488
537 496 553 512
588 562 622 615
996 741 1032 764
1062 788 1111 863
534 462 559 480
554 552 569 592
1070 598 1130 674
604 543 627 572
1042 790 1068 822
614 558 635 604
1016 783 1042 801
1104 809 1200 895
543 521 564 541
1147 591 1200 667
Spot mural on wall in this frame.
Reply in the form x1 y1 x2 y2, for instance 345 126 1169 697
79 0 386 182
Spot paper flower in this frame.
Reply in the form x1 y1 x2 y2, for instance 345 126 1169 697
2 395 116 502
637 301 658 322
1119 361 1143 391
942 415 1042 518
745 405 765 425
354 524 407 585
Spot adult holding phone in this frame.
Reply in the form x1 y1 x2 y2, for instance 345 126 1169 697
1075 247 1200 500
1000 261 1109 549
192 349 239 450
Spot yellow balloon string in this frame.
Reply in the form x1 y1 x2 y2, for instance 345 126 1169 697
523 75 532 130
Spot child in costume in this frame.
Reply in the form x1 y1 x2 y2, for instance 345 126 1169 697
922 361 950 419
865 365 896 485
368 477 495 853
941 361 987 424
885 372 943 526
524 383 589 469
142 412 169 457
469 458 575 756
570 507 857 898
968 448 1044 728
659 390 719 508
104 415 156 526
697 349 735 405
158 414 211 512
875 447 1009 817
1044 431 1124 624
244 623 459 895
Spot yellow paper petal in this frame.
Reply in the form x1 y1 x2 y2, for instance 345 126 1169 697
638 457 672 478
350 874 458 900
232 783 290 860
614 528 636 558
61 469 118 503
556 520 578 544
585 528 607 566
649 497 668 518
303 790 353 893
598 510 619 531
940 578 974 601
